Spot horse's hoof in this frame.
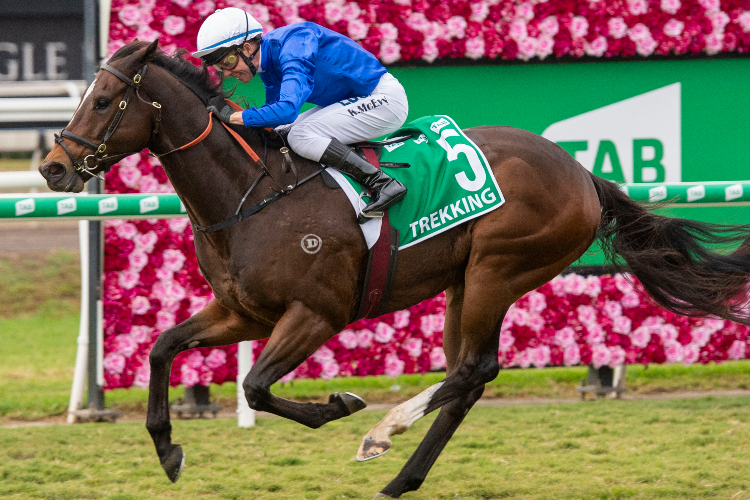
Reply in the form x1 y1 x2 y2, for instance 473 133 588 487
160 445 185 483
357 437 391 462
330 392 367 415
373 493 396 499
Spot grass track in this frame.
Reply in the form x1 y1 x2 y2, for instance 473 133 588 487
2 397 750 499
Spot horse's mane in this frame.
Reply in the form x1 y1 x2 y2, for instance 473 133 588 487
109 41 283 148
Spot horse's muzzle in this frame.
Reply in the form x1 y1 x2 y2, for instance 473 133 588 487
39 161 84 192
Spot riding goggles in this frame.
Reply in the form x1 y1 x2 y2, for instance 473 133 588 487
215 51 241 71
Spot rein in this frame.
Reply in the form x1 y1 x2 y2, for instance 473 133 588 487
56 59 322 231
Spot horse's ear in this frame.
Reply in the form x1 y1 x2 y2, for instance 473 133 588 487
143 39 159 62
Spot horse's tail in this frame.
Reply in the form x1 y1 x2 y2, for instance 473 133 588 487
589 172 750 324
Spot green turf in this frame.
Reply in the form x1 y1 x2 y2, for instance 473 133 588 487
2 397 750 499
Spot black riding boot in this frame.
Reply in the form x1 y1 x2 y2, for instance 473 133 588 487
319 139 407 218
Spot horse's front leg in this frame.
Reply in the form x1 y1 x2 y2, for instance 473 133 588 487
242 300 367 428
146 299 271 482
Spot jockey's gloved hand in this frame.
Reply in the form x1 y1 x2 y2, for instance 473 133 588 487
206 96 235 124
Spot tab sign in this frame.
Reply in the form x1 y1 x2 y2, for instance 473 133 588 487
57 198 77 215
98 197 118 214
648 186 667 203
725 184 743 202
686 185 705 202
15 198 35 216
139 196 159 213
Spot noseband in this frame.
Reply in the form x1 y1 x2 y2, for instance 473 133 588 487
54 63 162 183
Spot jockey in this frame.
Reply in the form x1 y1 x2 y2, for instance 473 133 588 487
193 7 408 219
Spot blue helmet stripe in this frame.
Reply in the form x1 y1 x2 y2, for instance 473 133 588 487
202 28 263 51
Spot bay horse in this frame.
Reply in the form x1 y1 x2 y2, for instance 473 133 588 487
39 40 750 498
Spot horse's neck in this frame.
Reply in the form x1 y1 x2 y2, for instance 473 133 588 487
146 75 262 229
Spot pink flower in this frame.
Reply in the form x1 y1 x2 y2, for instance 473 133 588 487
420 314 444 335
404 338 423 358
698 0 720 13
569 16 589 38
609 346 626 367
621 291 641 308
393 310 411 328
379 40 401 65
691 326 712 347
166 282 186 303
517 349 531 369
509 307 529 326
613 316 632 334
130 325 151 344
538 16 559 37
324 2 344 24
424 22 444 41
664 341 684 363
509 20 528 42
526 291 546 313
550 277 566 296
583 276 601 297
406 12 429 32
168 218 189 233
379 23 398 42
180 365 200 387
279 371 296 384
119 5 142 27
585 36 608 57
128 250 149 272
657 324 679 343
116 334 137 358
195 1 216 18
118 165 142 188
636 35 657 56
528 313 546 332
628 0 648 16
189 295 211 316
338 329 359 349
199 369 213 387
609 17 628 39
138 174 159 193
515 2 535 22
116 222 138 239
704 32 724 55
709 11 729 33
104 353 126 374
470 1 490 22
320 360 340 380
499 331 515 351
592 345 612 369
564 344 581 366
702 318 725 333
348 19 368 40
357 329 374 348
682 344 700 366
586 324 605 345
430 347 447 370
630 326 652 348
156 310 176 331
738 12 750 33
134 231 158 253
162 249 186 272
517 37 538 61
531 345 551 368
131 295 150 315
384 353 405 377
156 268 173 283
118 270 139 290
729 340 746 361
642 316 665 329
447 16 467 38
422 40 439 63
312 346 335 363
465 37 485 60
134 365 150 389
162 16 186 36
628 24 651 42
171 0 191 7
375 322 396 343
661 0 681 15
555 327 577 347
563 273 586 294
603 300 623 319
342 2 361 21
248 4 270 23
577 305 597 325
185 351 204 369
664 19 685 37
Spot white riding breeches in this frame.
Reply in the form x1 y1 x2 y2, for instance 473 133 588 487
285 73 409 162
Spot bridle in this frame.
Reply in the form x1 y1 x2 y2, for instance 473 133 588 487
55 63 163 188
54 57 323 231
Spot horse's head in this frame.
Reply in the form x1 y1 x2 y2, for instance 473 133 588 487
39 40 163 192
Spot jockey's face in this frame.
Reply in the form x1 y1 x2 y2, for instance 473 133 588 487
216 42 260 84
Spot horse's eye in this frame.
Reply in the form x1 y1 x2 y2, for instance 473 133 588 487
94 98 110 110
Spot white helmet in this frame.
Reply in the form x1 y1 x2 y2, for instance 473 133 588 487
192 8 263 65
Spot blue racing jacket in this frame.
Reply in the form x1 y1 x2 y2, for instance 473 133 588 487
241 22 387 128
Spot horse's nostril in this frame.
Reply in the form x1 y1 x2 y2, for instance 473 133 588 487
48 163 64 176
40 162 66 180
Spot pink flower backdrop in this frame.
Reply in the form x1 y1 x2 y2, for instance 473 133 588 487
103 0 750 390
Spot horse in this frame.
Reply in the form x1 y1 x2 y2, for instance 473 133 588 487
39 40 750 498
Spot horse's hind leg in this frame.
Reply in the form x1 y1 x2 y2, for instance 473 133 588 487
146 300 271 482
242 301 367 428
